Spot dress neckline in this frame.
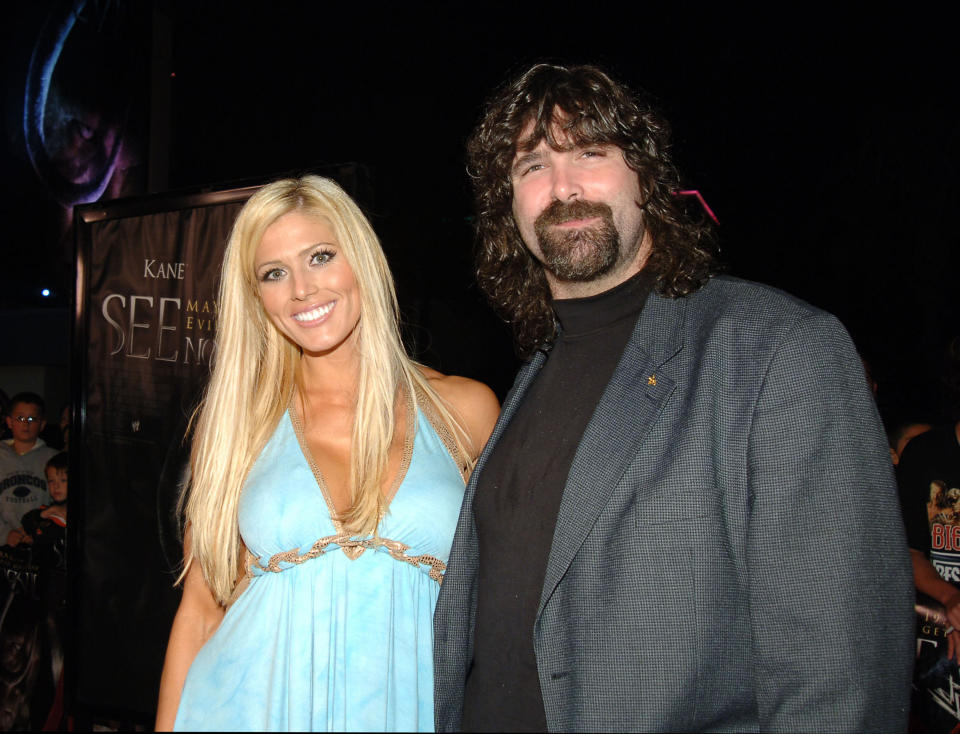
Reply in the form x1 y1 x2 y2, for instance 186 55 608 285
288 387 416 540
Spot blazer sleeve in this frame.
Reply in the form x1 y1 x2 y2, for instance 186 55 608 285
745 310 914 732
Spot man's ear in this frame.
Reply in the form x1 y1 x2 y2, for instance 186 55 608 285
3 415 12 431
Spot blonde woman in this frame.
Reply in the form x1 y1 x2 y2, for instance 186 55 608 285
155 176 499 731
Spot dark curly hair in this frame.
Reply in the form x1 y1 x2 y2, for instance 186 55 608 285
467 63 719 357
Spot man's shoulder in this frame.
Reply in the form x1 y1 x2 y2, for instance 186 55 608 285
653 275 843 344
686 275 825 320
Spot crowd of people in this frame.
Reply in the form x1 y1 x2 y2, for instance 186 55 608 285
0 391 68 730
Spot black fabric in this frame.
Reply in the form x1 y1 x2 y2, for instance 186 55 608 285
898 426 960 572
461 270 654 732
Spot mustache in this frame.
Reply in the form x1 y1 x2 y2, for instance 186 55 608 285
534 199 614 228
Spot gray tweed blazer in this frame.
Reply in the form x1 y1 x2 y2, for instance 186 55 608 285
434 275 914 732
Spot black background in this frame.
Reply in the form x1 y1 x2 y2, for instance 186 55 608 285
4 1 958 422
162 1 960 425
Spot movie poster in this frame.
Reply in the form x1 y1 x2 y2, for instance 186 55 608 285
73 192 255 718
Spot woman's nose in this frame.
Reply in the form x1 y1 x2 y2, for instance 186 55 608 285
291 270 317 300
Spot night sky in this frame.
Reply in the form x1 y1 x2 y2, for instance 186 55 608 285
3 1 957 424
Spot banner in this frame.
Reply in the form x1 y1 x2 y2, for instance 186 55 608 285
73 189 256 717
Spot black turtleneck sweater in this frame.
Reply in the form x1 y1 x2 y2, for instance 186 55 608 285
461 269 655 732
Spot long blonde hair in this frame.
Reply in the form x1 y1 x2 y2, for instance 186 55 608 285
181 175 472 605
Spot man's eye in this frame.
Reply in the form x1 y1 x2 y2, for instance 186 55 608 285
582 149 605 158
521 163 544 176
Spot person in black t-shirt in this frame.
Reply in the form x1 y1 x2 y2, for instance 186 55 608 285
898 422 960 732
899 423 960 633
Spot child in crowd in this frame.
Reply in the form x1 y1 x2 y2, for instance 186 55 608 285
18 452 68 550
0 393 56 547
5 452 68 730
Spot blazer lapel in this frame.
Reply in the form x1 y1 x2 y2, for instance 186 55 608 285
538 293 686 616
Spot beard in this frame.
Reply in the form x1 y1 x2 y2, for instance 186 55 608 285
532 199 621 282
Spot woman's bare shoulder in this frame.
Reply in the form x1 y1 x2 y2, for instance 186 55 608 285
416 366 500 457
418 365 498 411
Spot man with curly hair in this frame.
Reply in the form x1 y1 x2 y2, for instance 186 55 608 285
434 63 914 732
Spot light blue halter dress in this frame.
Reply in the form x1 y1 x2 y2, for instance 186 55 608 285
174 397 465 732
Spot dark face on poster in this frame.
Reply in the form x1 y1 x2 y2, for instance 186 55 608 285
76 196 250 715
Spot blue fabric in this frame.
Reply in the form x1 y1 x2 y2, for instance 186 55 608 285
175 408 464 732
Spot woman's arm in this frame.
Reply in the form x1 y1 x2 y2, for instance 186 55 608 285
155 529 225 731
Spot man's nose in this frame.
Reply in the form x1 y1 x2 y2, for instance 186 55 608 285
550 159 583 201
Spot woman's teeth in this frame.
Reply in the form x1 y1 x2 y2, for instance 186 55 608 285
293 302 334 322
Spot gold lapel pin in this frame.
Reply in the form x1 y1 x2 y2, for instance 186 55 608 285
647 374 657 386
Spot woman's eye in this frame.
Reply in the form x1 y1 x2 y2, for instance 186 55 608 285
260 268 284 282
310 249 335 266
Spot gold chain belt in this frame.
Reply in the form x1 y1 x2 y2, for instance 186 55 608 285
250 533 447 585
